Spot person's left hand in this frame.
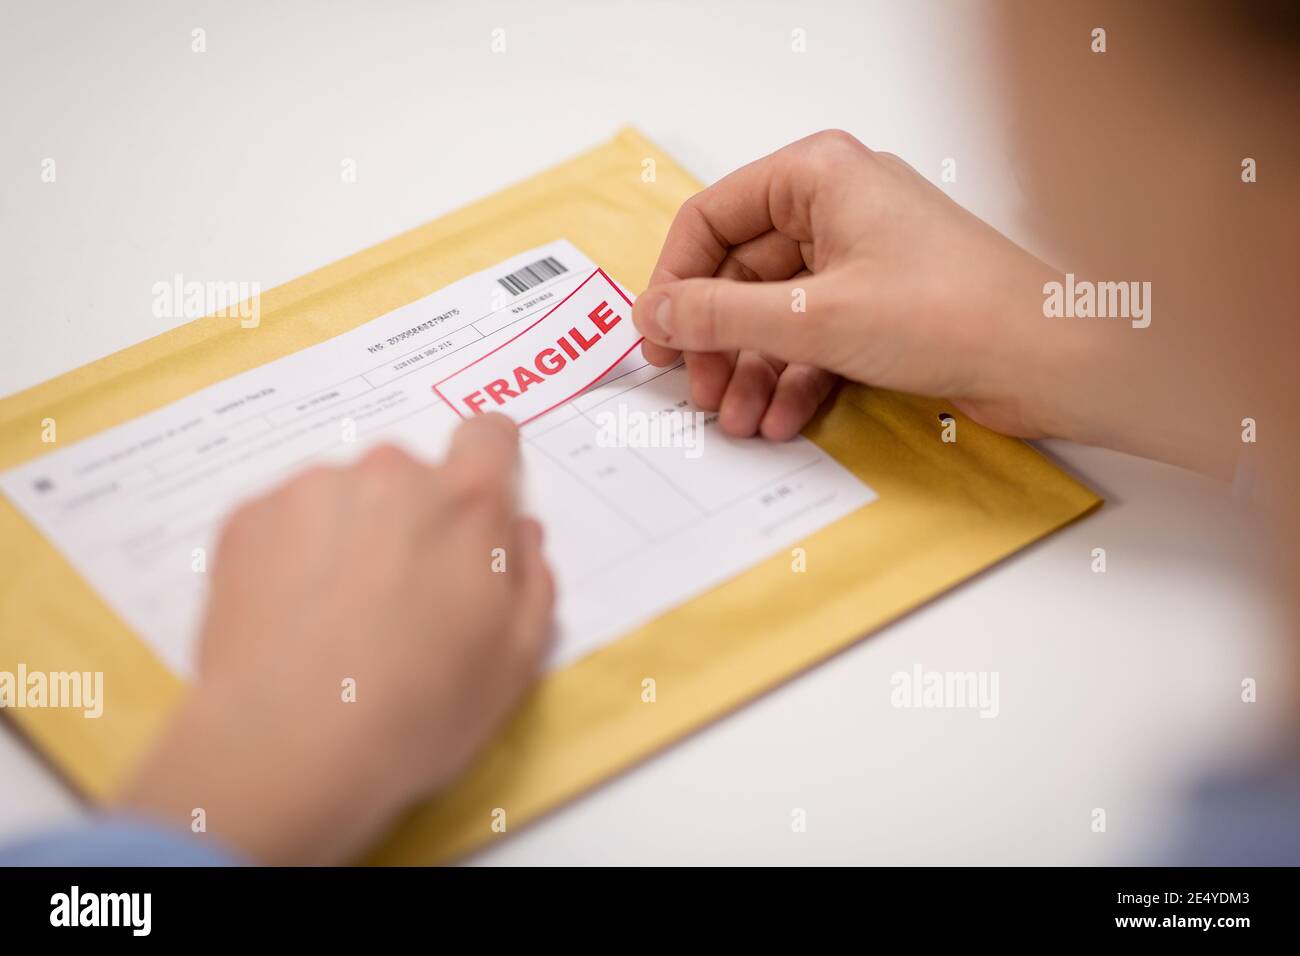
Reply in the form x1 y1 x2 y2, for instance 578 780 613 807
116 414 554 864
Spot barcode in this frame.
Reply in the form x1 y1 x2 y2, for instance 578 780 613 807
497 256 567 296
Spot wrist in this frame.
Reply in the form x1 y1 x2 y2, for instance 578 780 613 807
115 681 408 864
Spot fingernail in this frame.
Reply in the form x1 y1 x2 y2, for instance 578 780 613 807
650 297 673 340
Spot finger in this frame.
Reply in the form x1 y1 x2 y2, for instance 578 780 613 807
508 516 555 662
762 353 789 376
689 232 803 411
639 229 804 370
353 443 421 507
685 350 735 411
445 413 519 472
442 413 521 512
714 229 807 284
641 339 681 367
635 274 838 367
718 351 780 437
277 464 350 524
642 131 861 288
760 364 838 441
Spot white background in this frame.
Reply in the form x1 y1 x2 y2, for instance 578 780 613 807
0 0 1290 864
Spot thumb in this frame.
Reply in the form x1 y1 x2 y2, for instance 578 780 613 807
633 276 836 366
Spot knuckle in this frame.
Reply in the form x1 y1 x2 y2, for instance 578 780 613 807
696 281 723 347
354 445 422 505
815 128 864 149
358 443 415 479
677 191 709 227
810 128 867 158
680 195 727 257
675 193 699 221
276 466 343 524
872 150 914 176
442 458 508 508
277 468 329 511
286 464 334 493
802 129 869 179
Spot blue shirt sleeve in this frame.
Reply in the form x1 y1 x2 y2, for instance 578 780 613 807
0 816 247 866
1169 759 1300 865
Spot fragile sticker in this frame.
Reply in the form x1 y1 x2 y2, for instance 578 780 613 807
432 268 641 425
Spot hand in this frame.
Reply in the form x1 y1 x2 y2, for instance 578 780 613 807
116 414 554 864
632 129 1089 444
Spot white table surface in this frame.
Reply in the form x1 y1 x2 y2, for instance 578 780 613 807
1 0 1291 864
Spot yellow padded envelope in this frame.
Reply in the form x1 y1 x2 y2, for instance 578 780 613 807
0 127 1100 863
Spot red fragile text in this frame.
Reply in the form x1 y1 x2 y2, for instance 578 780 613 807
460 300 623 414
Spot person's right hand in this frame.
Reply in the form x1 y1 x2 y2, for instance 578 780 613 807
631 129 1087 445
